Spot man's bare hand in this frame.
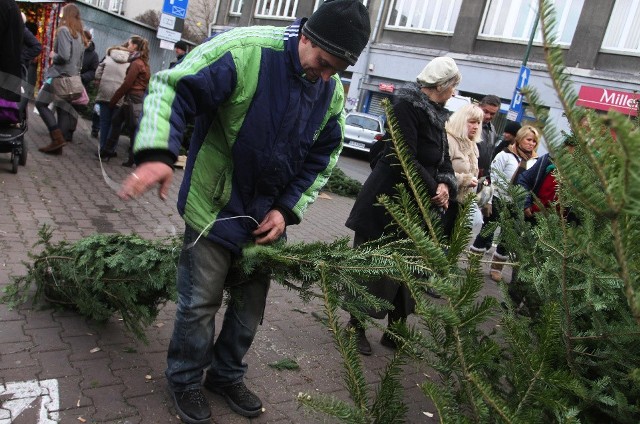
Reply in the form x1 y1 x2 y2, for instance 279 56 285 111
118 162 174 201
252 209 286 245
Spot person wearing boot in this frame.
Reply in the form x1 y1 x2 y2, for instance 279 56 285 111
345 57 460 355
93 42 130 152
100 35 150 167
0 0 23 105
35 4 86 155
470 125 539 282
116 1 371 422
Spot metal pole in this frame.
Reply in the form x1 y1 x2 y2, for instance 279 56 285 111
507 9 540 122
522 10 540 67
357 0 386 112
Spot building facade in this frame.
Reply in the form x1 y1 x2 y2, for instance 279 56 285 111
208 0 639 147
78 0 163 19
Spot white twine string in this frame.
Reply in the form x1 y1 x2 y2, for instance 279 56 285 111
97 144 177 236
97 145 122 192
185 215 259 250
97 144 258 248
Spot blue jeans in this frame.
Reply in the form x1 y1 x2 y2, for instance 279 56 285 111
98 101 117 150
166 225 270 392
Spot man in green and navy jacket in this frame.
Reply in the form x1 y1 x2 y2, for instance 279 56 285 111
117 1 370 423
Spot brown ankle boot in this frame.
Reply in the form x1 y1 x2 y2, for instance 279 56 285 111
39 129 67 153
490 253 507 282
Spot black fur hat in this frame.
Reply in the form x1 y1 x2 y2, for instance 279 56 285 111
302 0 371 66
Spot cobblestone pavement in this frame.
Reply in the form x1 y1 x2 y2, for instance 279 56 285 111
0 108 502 423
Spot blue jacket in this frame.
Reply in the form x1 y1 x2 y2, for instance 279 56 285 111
135 20 345 254
517 153 552 209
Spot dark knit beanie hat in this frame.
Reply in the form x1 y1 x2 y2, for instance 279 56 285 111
302 0 371 66
174 40 188 52
504 121 522 137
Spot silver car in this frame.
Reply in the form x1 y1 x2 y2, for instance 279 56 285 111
342 112 385 153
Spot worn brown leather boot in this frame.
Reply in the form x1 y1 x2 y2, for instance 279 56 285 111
39 129 67 153
490 253 507 282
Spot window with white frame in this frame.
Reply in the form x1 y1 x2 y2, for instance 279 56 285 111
479 0 584 46
230 0 243 16
384 0 462 34
602 0 640 55
254 0 299 19
108 0 123 14
314 0 368 11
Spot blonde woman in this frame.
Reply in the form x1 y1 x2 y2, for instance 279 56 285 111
442 103 484 235
36 3 86 154
471 125 540 281
446 104 484 201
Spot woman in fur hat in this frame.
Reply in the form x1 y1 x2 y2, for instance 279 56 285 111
345 56 460 355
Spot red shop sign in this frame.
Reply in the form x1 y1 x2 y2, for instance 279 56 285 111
379 83 395 93
576 86 639 116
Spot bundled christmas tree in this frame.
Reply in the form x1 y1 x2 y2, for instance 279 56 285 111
2 226 179 342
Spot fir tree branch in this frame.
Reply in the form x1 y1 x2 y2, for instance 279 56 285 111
611 219 640 326
382 99 439 242
33 255 74 262
559 212 576 371
569 331 640 341
537 0 615 218
318 265 370 414
452 326 482 421
514 365 543 417
466 371 512 424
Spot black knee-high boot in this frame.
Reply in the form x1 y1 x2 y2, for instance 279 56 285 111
381 313 406 350
348 315 372 356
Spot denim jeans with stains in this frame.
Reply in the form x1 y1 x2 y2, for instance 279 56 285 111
165 225 270 392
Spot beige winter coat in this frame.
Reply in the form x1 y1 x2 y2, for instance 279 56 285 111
94 46 130 105
447 133 479 202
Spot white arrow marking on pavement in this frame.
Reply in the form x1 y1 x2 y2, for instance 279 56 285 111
0 379 59 423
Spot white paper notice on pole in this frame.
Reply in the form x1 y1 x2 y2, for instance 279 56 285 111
159 13 177 30
157 27 182 43
160 39 176 51
0 379 60 423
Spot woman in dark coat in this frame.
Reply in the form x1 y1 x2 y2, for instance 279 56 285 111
345 56 460 355
0 0 23 103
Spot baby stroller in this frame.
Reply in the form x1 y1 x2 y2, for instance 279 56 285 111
0 98 27 174
0 65 28 174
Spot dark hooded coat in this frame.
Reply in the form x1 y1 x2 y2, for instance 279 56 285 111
346 82 457 241
345 82 457 319
0 0 24 102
